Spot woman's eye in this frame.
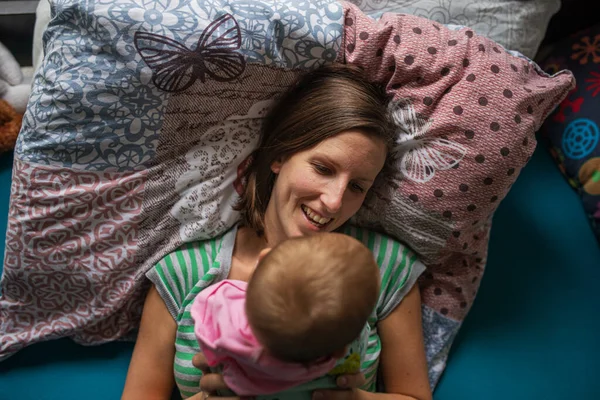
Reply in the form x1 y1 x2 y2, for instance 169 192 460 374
313 164 331 175
350 182 365 193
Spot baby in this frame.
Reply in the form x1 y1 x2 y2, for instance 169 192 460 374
190 232 380 397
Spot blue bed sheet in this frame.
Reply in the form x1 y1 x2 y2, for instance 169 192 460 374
0 146 599 400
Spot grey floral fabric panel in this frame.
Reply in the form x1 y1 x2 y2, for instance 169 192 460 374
16 0 343 172
421 304 461 387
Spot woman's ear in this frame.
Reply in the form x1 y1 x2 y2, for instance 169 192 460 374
270 158 284 174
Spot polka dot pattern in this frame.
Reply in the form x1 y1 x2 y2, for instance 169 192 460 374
343 4 574 322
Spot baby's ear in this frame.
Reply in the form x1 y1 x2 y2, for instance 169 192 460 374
257 247 272 263
331 345 349 359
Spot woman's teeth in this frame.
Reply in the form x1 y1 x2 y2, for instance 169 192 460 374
302 205 332 226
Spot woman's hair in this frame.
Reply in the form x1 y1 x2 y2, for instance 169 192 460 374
235 64 394 236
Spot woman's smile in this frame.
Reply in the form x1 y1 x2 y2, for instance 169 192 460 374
301 204 334 229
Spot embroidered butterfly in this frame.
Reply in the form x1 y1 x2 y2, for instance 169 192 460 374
389 100 467 183
134 13 246 93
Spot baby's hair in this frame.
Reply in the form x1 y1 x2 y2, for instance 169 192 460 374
245 233 380 363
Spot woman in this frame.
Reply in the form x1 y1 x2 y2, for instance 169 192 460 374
122 65 432 400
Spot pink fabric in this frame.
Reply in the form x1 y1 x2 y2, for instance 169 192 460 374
190 280 336 396
339 2 575 322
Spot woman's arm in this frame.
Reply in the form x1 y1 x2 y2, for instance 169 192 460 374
374 284 432 400
121 285 178 400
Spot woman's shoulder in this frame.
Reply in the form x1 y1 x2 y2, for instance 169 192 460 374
147 226 238 317
339 224 421 267
158 225 237 267
339 224 406 248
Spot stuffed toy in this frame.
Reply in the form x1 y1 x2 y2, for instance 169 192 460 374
0 99 22 154
0 41 30 154
0 41 31 115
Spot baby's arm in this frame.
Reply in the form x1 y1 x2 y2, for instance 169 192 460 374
121 285 178 400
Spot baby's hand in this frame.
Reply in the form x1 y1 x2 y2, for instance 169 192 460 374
192 353 249 400
312 373 366 400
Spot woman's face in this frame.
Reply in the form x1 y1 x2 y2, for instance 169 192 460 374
263 130 387 244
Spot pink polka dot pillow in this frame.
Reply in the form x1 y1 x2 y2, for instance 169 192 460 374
340 1 573 357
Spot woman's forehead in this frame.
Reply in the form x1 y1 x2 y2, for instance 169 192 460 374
316 130 385 149
307 131 386 172
315 131 385 156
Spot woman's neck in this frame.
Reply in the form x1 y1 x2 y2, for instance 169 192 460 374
229 226 269 282
261 208 287 248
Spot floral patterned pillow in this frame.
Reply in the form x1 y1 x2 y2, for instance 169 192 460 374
540 24 600 243
0 0 573 388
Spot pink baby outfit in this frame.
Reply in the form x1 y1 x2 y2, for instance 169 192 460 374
190 280 337 396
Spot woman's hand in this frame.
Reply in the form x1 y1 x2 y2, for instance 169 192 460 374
312 373 367 400
191 352 243 400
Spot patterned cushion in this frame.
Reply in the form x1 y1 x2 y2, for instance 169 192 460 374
540 24 600 243
0 0 573 389
349 0 560 59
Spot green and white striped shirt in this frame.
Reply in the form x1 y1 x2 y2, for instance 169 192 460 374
147 224 425 398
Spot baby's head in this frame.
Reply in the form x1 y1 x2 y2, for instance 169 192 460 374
245 233 380 364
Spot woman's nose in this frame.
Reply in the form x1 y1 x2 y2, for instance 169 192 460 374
321 181 345 214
